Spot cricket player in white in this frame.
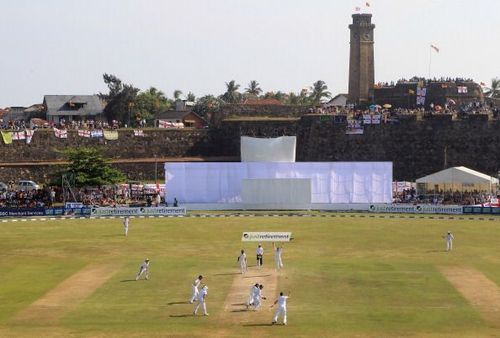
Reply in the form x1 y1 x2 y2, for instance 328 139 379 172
190 275 203 303
444 231 454 251
252 284 266 310
273 242 283 270
238 250 248 274
136 258 150 280
256 244 264 268
247 283 259 308
193 285 209 316
271 292 290 325
123 217 129 236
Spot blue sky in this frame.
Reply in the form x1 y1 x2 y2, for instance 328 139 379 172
0 0 498 107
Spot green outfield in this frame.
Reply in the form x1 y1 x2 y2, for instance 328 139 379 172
0 214 499 338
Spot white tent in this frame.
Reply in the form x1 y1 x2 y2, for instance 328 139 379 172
416 166 498 193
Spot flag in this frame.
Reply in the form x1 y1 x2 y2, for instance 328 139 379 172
480 82 486 87
430 44 440 53
355 6 361 11
77 129 91 138
25 129 34 144
12 131 26 141
366 2 370 6
53 127 67 139
103 130 119 141
90 129 103 138
1 131 13 144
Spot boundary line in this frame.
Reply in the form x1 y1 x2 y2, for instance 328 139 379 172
0 213 498 223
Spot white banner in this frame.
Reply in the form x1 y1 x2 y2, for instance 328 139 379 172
241 232 292 242
165 162 393 204
369 204 463 214
241 136 296 162
91 206 187 216
65 202 84 209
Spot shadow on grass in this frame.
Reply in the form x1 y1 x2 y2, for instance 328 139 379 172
120 279 137 283
169 314 193 318
425 249 447 253
242 323 275 327
168 301 190 305
213 272 241 276
231 303 247 306
231 309 251 313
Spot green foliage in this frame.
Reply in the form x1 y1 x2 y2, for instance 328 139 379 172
484 77 500 98
245 80 262 96
309 80 331 104
192 95 222 117
135 87 171 122
62 147 125 187
99 73 140 125
221 80 241 103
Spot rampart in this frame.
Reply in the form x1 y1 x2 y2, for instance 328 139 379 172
1 115 499 183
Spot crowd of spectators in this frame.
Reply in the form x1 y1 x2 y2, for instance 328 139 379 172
0 189 51 208
393 188 498 206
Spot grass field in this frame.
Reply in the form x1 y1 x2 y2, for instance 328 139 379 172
1 214 500 337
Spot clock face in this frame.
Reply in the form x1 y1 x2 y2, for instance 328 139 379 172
362 32 372 41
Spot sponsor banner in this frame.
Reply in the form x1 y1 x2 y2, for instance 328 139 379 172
369 204 463 214
65 202 84 209
0 208 46 217
54 128 68 139
90 206 186 216
159 120 184 129
241 232 292 242
346 119 364 135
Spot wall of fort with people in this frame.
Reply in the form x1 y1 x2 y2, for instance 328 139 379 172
1 114 500 183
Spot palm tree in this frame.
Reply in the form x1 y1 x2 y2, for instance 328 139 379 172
221 80 241 103
173 89 183 101
484 78 500 98
245 80 262 96
309 80 331 104
186 92 196 102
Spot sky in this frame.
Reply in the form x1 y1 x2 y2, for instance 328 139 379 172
0 0 499 107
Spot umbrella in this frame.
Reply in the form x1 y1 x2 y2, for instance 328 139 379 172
383 104 392 109
448 99 456 105
369 104 377 109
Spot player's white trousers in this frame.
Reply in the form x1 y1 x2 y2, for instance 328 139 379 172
136 268 148 280
275 256 283 269
194 300 207 315
240 262 247 274
273 306 287 324
190 287 199 303
446 240 453 251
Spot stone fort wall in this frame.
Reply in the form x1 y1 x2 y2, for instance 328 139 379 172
1 115 499 183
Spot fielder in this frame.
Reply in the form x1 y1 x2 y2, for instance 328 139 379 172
256 244 264 268
273 242 283 270
193 285 209 316
123 216 130 236
136 258 150 280
271 291 290 325
190 275 203 303
252 284 266 311
247 283 259 308
237 249 248 274
443 231 454 251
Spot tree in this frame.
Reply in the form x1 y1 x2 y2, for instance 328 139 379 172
192 95 223 118
173 89 183 101
245 80 262 96
221 80 241 103
186 92 196 102
484 78 500 98
135 87 171 123
99 74 139 125
62 147 125 187
309 80 331 104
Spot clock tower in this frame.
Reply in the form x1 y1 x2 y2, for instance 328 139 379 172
348 14 375 105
